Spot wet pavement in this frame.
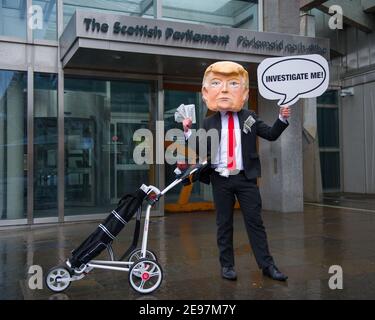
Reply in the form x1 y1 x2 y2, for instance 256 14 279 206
1 204 375 300
322 193 375 212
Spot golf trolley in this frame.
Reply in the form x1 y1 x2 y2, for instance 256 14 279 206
45 161 206 295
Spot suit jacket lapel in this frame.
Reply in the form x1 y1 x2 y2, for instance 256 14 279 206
237 108 249 163
213 112 222 143
208 112 222 162
237 109 246 132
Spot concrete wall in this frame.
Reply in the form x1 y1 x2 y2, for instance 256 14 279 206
341 81 375 193
314 6 375 195
258 0 304 212
263 0 301 34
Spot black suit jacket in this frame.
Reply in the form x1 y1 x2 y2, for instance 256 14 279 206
192 108 289 184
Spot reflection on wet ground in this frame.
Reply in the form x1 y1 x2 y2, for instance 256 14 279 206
1 204 375 300
322 193 375 212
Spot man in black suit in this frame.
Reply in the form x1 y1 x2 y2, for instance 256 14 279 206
183 61 290 281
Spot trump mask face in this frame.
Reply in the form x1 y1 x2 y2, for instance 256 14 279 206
202 61 249 113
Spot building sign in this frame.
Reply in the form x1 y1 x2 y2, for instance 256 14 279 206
83 18 231 46
81 16 327 56
60 11 330 64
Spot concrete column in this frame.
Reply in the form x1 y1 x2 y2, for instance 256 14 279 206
300 12 323 202
0 2 3 35
258 0 304 212
153 0 162 19
302 116 323 202
300 12 316 36
263 0 301 34
258 96 304 212
6 77 25 219
0 90 5 218
156 76 165 215
102 81 111 205
57 0 64 222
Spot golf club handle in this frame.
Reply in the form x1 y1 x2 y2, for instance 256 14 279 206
178 160 208 181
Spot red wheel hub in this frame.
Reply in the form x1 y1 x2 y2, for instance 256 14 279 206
141 272 150 281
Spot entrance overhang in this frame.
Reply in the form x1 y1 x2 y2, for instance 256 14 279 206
60 10 330 79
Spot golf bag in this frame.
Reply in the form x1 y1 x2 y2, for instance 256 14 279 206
69 186 148 268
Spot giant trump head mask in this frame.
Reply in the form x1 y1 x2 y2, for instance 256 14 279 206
202 61 249 113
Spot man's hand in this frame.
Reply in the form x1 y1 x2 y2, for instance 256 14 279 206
182 117 192 132
175 161 192 186
176 161 189 171
279 106 291 120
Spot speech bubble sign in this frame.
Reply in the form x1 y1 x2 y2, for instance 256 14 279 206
257 54 329 106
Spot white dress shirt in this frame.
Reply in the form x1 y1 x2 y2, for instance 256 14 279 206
215 111 243 170
184 112 288 170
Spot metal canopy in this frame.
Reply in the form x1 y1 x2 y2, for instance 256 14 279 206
63 44 259 79
60 10 330 78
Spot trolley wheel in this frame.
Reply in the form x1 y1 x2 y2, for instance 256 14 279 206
45 266 72 293
128 248 157 263
128 258 163 294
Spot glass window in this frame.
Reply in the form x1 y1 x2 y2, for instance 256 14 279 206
63 0 155 27
317 90 338 105
317 107 339 148
32 0 57 40
320 151 340 190
0 0 27 38
34 73 57 218
162 0 259 30
64 77 156 216
0 70 27 220
317 89 340 191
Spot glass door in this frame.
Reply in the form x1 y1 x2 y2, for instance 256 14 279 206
163 83 213 212
64 77 156 216
110 119 150 203
65 117 96 207
33 73 58 218
317 90 340 191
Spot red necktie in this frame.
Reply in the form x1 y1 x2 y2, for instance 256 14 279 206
227 112 236 170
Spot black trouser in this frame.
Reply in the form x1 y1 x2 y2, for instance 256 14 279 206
211 171 274 269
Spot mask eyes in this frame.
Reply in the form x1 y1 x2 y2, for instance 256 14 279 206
209 80 222 88
208 80 241 89
228 81 240 88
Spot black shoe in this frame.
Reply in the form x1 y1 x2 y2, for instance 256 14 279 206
221 267 237 280
262 265 288 281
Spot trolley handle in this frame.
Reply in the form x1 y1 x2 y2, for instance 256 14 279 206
140 185 162 206
178 160 208 181
140 184 161 195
